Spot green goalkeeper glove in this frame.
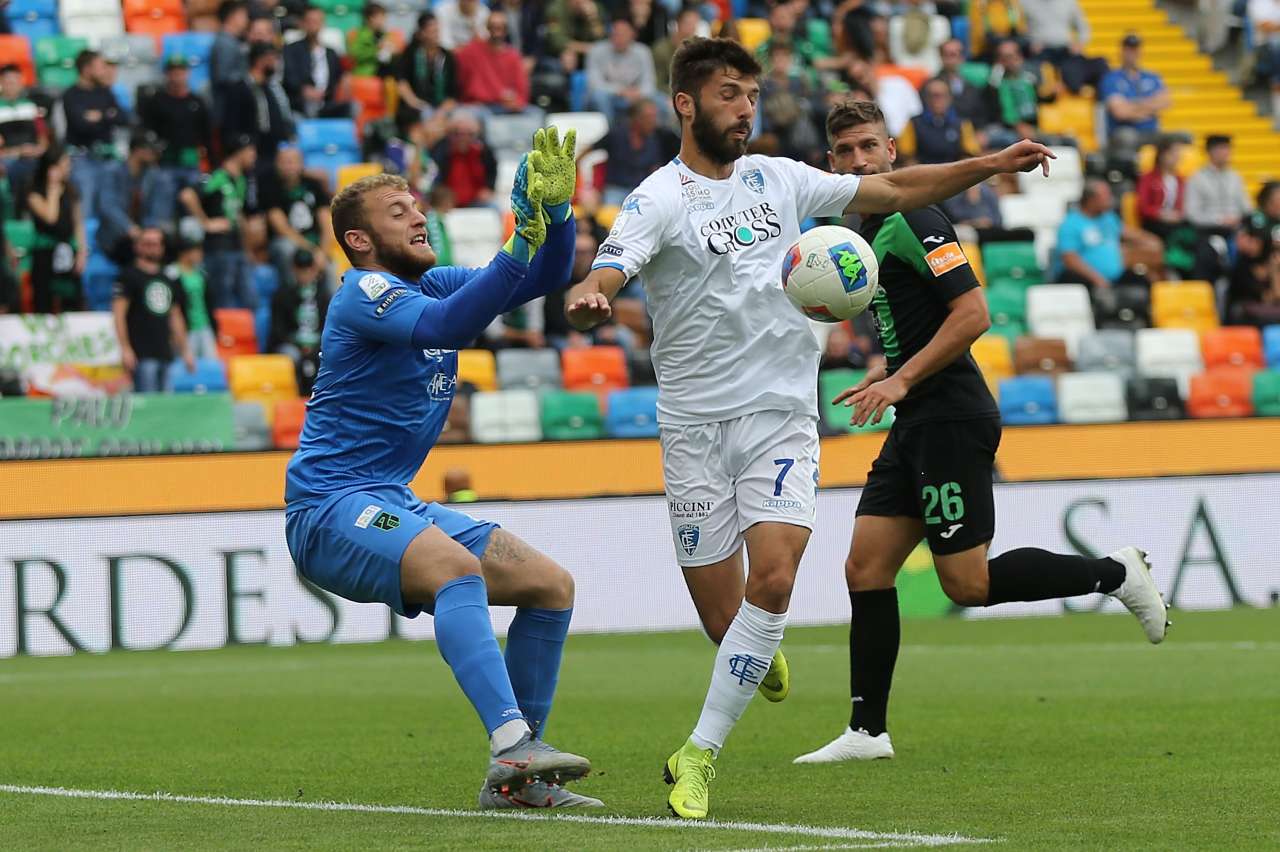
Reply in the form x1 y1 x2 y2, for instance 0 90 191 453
527 126 578 223
502 154 547 263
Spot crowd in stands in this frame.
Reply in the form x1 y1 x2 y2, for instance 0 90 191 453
0 0 1278 444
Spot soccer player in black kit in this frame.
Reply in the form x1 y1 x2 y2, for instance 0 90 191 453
795 100 1170 764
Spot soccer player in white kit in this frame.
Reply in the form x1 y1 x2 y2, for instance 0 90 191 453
566 37 1052 820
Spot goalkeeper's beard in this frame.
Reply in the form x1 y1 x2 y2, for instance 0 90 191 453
370 231 436 281
691 101 749 167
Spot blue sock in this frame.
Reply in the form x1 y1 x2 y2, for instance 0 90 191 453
433 575 523 735
504 606 572 738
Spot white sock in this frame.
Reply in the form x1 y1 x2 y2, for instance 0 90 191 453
690 600 788 754
490 718 531 755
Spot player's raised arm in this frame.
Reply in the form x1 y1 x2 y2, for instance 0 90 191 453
848 139 1055 214
499 128 580 310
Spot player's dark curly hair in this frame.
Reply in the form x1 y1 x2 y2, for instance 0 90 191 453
825 99 887 144
331 173 410 263
669 37 762 113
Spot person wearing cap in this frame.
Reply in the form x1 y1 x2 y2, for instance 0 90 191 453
180 134 258 309
1185 135 1252 235
262 144 333 290
283 5 349 119
267 247 330 394
1099 34 1170 145
60 49 126 211
221 42 295 166
94 130 162 266
138 54 213 225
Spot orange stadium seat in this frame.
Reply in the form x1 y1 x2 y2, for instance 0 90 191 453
879 64 929 89
1201 326 1264 369
272 398 308 449
0 35 36 86
215 308 258 359
562 346 628 408
123 0 183 20
1187 367 1256 418
349 76 387 132
1152 280 1218 332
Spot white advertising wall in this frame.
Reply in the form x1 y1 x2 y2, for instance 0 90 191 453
1 474 1276 657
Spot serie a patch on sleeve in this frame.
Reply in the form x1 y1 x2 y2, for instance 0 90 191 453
359 273 390 300
925 242 968 277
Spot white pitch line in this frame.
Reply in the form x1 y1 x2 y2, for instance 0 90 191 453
798 640 1280 655
0 784 993 847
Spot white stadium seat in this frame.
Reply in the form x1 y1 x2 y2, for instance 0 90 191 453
1076 329 1136 376
1027 283 1096 358
1019 146 1083 202
545 111 610 156
493 153 522 213
444 208 504 268
1057 372 1127 423
1136 327 1203 397
485 111 547 158
470 390 542 443
999 193 1068 231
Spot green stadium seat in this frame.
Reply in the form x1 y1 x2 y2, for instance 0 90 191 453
986 283 1026 341
1252 369 1280 417
819 368 860 433
981 242 1042 287
540 390 604 440
35 35 89 89
959 61 991 88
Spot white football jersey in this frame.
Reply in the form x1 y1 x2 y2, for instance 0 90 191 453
592 155 861 425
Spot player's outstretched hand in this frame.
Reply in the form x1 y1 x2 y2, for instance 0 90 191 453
567 291 612 330
991 139 1055 177
833 363 905 427
509 154 549 256
528 126 578 209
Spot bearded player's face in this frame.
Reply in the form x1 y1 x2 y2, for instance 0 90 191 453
364 189 437 279
689 70 759 166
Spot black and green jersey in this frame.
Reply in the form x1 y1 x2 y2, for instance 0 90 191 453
859 205 999 425
198 168 246 253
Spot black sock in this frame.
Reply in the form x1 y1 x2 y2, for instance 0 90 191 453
986 548 1125 605
848 588 900 737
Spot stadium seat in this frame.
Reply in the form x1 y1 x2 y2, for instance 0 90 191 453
544 111 609 156
1187 367 1256 419
605 386 660 438
970 334 1012 399
962 240 984 285
496 348 561 391
161 32 216 92
1137 143 1204 178
215 308 258 358
1151 280 1218 332
1093 284 1151 331
297 118 359 156
443 208 503 268
735 17 771 51
99 33 158 74
232 401 271 450
1136 327 1203 395
1018 146 1084 201
6 0 59 41
999 194 1067 232
818 368 859 433
307 151 361 189
887 14 949 75
168 358 228 394
272 398 308 449
124 8 185 49
312 0 364 32
1252 369 1280 417
60 0 125 42
252 264 279 305
539 390 603 440
982 242 1041 288
986 283 1026 341
1037 96 1097 153
229 353 299 399
958 61 990 88
83 252 119 310
562 346 628 399
254 305 271 354
34 35 88 90
1265 325 1280 368
1057 372 1127 423
999 375 1057 425
1026 283 1095 358
1076 329 1136 377
1201 326 1264 369
569 69 588 111
1013 336 1071 376
337 162 382 190
484 111 547 158
470 389 541 443
457 349 497 391
0 35 36 85
1126 376 1184 421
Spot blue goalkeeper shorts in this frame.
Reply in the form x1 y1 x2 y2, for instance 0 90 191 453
285 484 498 618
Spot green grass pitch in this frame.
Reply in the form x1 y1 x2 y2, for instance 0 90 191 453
1 608 1277 850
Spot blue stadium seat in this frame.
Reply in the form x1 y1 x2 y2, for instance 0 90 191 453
306 150 360 188
950 15 969 50
6 0 58 40
112 81 133 112
999 376 1057 425
604 386 659 438
169 358 229 394
252 263 279 304
1263 325 1280 368
297 118 359 156
160 32 216 92
569 71 588 112
254 305 272 353
83 252 119 311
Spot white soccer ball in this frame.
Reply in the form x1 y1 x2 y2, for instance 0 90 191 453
781 225 880 323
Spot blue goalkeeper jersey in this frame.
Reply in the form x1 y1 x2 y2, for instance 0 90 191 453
284 265 473 509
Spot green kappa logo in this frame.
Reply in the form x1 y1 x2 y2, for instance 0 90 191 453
834 247 866 293
372 511 401 531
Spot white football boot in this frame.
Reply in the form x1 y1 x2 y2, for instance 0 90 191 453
793 727 895 764
1108 546 1170 644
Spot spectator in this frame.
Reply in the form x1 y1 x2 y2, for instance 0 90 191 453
969 0 1028 60
138 56 212 226
943 181 1003 232
0 62 49 195
247 14 279 48
898 78 981 165
546 0 605 72
1136 137 1186 239
585 17 657 121
456 11 532 114
652 6 701 93
437 0 490 49
931 39 990 128
1021 0 1106 92
349 3 397 77
222 43 295 165
210 0 251 126
283 5 349 118
1228 181 1280 324
425 185 455 264
1185 134 1252 235
987 38 1056 147
756 1 840 76
832 0 878 61
26 145 86 314
1056 178 1164 289
486 295 546 349
0 217 17 313
261 145 333 286
431 111 496 208
95 130 162 267
1099 34 1169 146
890 0 949 75
169 240 219 361
758 40 824 163
593 97 677 205
112 227 195 393
268 248 329 393
61 50 126 211
1250 0 1280 119
181 134 258 308
394 12 461 137
843 57 920 136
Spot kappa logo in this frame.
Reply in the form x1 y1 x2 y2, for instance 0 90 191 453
354 504 381 529
422 348 455 360
741 168 766 194
358 273 390 300
762 497 804 510
620 195 642 214
830 243 869 294
371 511 400 531
677 523 700 556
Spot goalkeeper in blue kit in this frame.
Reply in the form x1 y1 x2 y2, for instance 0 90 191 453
283 129 602 809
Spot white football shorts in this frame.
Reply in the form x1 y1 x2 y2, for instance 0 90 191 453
660 409 820 567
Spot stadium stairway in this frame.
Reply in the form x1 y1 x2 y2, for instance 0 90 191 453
1081 0 1278 196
